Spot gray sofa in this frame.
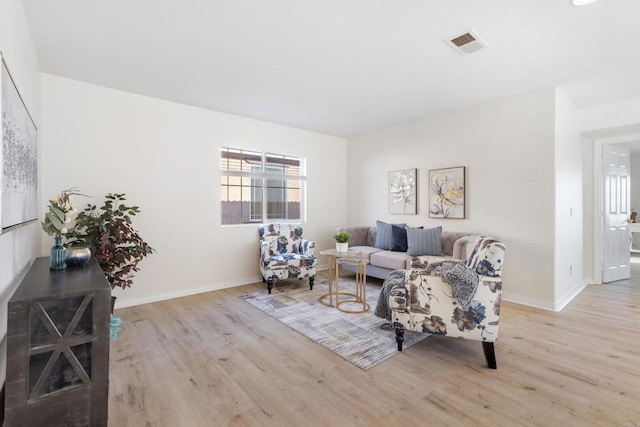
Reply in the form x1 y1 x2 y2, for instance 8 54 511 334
335 225 484 280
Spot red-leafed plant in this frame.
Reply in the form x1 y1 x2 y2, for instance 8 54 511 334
65 193 155 289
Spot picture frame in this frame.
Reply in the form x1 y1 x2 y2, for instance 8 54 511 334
429 166 465 219
388 168 417 215
1 54 38 233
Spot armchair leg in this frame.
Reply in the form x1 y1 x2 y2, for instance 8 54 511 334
482 341 497 369
267 279 274 294
309 276 315 290
395 324 404 351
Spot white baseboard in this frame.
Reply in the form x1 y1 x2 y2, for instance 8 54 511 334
584 276 598 285
502 293 556 311
115 267 585 314
114 264 338 309
553 281 587 311
113 267 333 309
113 274 264 309
503 280 587 312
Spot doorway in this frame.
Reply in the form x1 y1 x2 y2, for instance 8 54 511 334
591 134 640 284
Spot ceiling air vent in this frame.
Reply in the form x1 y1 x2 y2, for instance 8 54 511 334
446 29 489 55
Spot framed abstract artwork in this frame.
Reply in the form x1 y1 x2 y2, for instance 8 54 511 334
388 168 417 214
429 166 465 219
1 55 38 232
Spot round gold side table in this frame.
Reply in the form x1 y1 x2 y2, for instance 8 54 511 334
319 248 361 307
335 257 370 314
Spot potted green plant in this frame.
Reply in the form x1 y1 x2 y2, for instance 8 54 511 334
65 193 155 303
335 230 350 252
41 188 85 270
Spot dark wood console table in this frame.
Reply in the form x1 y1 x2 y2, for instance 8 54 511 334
5 257 111 426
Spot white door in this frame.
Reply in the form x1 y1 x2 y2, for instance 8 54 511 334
602 144 631 283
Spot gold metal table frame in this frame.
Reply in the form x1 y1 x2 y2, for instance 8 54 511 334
318 248 360 308
335 257 370 314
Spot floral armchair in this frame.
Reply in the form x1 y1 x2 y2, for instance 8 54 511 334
390 238 505 368
258 224 317 294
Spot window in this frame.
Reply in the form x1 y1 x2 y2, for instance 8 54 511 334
220 147 305 225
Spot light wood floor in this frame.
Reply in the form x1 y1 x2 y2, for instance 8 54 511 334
108 269 640 426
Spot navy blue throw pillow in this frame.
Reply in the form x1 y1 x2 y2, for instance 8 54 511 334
391 225 408 252
375 220 406 250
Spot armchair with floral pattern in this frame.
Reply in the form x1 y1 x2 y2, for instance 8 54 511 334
390 238 505 368
258 224 317 294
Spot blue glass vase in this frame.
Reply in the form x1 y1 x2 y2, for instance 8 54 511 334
50 236 67 270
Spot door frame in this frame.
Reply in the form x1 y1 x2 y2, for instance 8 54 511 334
592 133 640 284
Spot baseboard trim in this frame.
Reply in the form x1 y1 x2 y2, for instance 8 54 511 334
502 280 587 312
113 274 263 309
114 267 332 309
113 268 584 313
553 281 587 311
502 293 556 311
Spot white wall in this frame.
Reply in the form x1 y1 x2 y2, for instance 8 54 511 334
347 89 558 308
631 153 640 249
578 96 640 134
0 0 41 391
630 153 640 215
553 89 585 309
40 74 347 308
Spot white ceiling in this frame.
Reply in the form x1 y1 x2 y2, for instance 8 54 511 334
22 0 640 137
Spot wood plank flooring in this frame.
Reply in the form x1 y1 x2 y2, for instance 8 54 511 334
108 270 640 426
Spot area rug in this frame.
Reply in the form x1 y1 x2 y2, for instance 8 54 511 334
239 275 429 370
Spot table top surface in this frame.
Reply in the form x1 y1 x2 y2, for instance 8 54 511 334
319 248 361 257
10 257 110 302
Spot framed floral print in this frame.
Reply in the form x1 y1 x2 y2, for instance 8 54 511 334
388 168 417 214
1 55 38 232
429 166 465 219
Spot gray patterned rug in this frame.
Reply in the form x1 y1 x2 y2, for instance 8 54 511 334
239 275 429 370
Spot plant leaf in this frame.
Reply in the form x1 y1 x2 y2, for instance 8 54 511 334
47 212 64 229
50 205 66 222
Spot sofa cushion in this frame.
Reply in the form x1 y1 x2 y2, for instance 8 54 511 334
349 245 384 261
375 220 406 250
407 226 443 256
370 251 412 271
467 238 506 277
